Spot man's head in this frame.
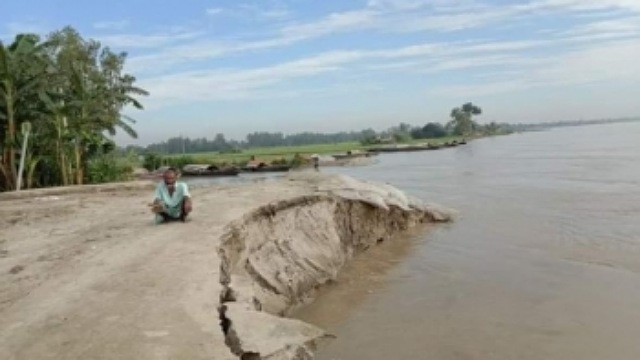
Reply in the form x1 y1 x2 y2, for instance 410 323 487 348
163 167 178 188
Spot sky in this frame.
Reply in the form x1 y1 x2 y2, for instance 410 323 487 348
2 0 640 145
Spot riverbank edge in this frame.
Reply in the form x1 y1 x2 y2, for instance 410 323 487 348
216 173 454 359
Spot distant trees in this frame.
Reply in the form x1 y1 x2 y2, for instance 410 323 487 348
143 129 381 154
483 122 501 135
411 123 448 139
132 102 509 157
447 102 482 136
0 26 147 191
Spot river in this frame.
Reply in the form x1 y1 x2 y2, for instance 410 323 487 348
294 122 640 360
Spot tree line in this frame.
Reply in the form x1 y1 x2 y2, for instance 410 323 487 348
130 129 381 154
134 102 513 155
508 117 640 131
0 27 147 191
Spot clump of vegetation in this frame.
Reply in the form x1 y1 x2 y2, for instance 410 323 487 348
142 153 163 171
271 158 288 165
289 153 308 168
167 155 196 171
447 102 483 136
87 153 134 183
142 153 199 172
0 27 148 191
411 123 448 139
360 136 383 146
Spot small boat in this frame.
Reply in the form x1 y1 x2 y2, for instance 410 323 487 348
367 145 431 153
181 164 239 177
333 150 378 160
186 168 240 176
241 164 291 173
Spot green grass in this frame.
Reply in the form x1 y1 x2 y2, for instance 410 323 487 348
398 135 464 146
169 142 366 164
166 136 465 165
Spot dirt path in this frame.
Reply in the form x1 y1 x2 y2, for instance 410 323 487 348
0 180 309 360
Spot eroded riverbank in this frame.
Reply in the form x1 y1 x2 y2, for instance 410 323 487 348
216 172 452 358
0 171 452 360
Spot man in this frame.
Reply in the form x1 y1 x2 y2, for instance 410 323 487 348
313 156 319 171
151 167 192 224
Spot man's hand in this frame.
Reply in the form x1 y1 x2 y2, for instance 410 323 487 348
184 198 193 214
149 201 165 214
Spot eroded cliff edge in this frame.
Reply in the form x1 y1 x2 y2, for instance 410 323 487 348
217 173 453 359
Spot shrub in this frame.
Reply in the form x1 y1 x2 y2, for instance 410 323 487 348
87 153 133 184
143 153 164 171
289 153 308 168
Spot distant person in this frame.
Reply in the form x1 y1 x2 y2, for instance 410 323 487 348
150 167 192 224
313 156 320 171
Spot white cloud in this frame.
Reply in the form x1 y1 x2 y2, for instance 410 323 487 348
435 39 640 97
93 20 129 31
5 21 48 36
209 3 292 21
125 35 300 73
366 0 483 12
138 50 364 107
563 15 640 35
206 8 224 16
522 0 640 13
294 0 640 36
113 0 640 114
120 0 640 74
136 29 640 108
97 31 202 49
280 10 376 38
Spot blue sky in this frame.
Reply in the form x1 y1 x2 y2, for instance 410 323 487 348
2 0 640 144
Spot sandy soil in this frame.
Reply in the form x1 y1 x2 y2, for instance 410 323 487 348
0 179 311 360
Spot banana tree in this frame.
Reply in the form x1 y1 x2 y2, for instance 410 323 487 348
0 34 49 190
38 91 72 185
16 121 31 190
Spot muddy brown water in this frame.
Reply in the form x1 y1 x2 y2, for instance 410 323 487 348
293 122 640 360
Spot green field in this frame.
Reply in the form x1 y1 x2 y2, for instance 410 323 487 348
183 142 365 163
168 136 464 165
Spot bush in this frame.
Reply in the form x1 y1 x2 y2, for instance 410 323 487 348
166 155 196 171
289 153 308 168
142 153 198 172
360 136 382 145
87 153 133 184
143 152 164 171
271 158 288 165
412 123 448 139
393 132 411 143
